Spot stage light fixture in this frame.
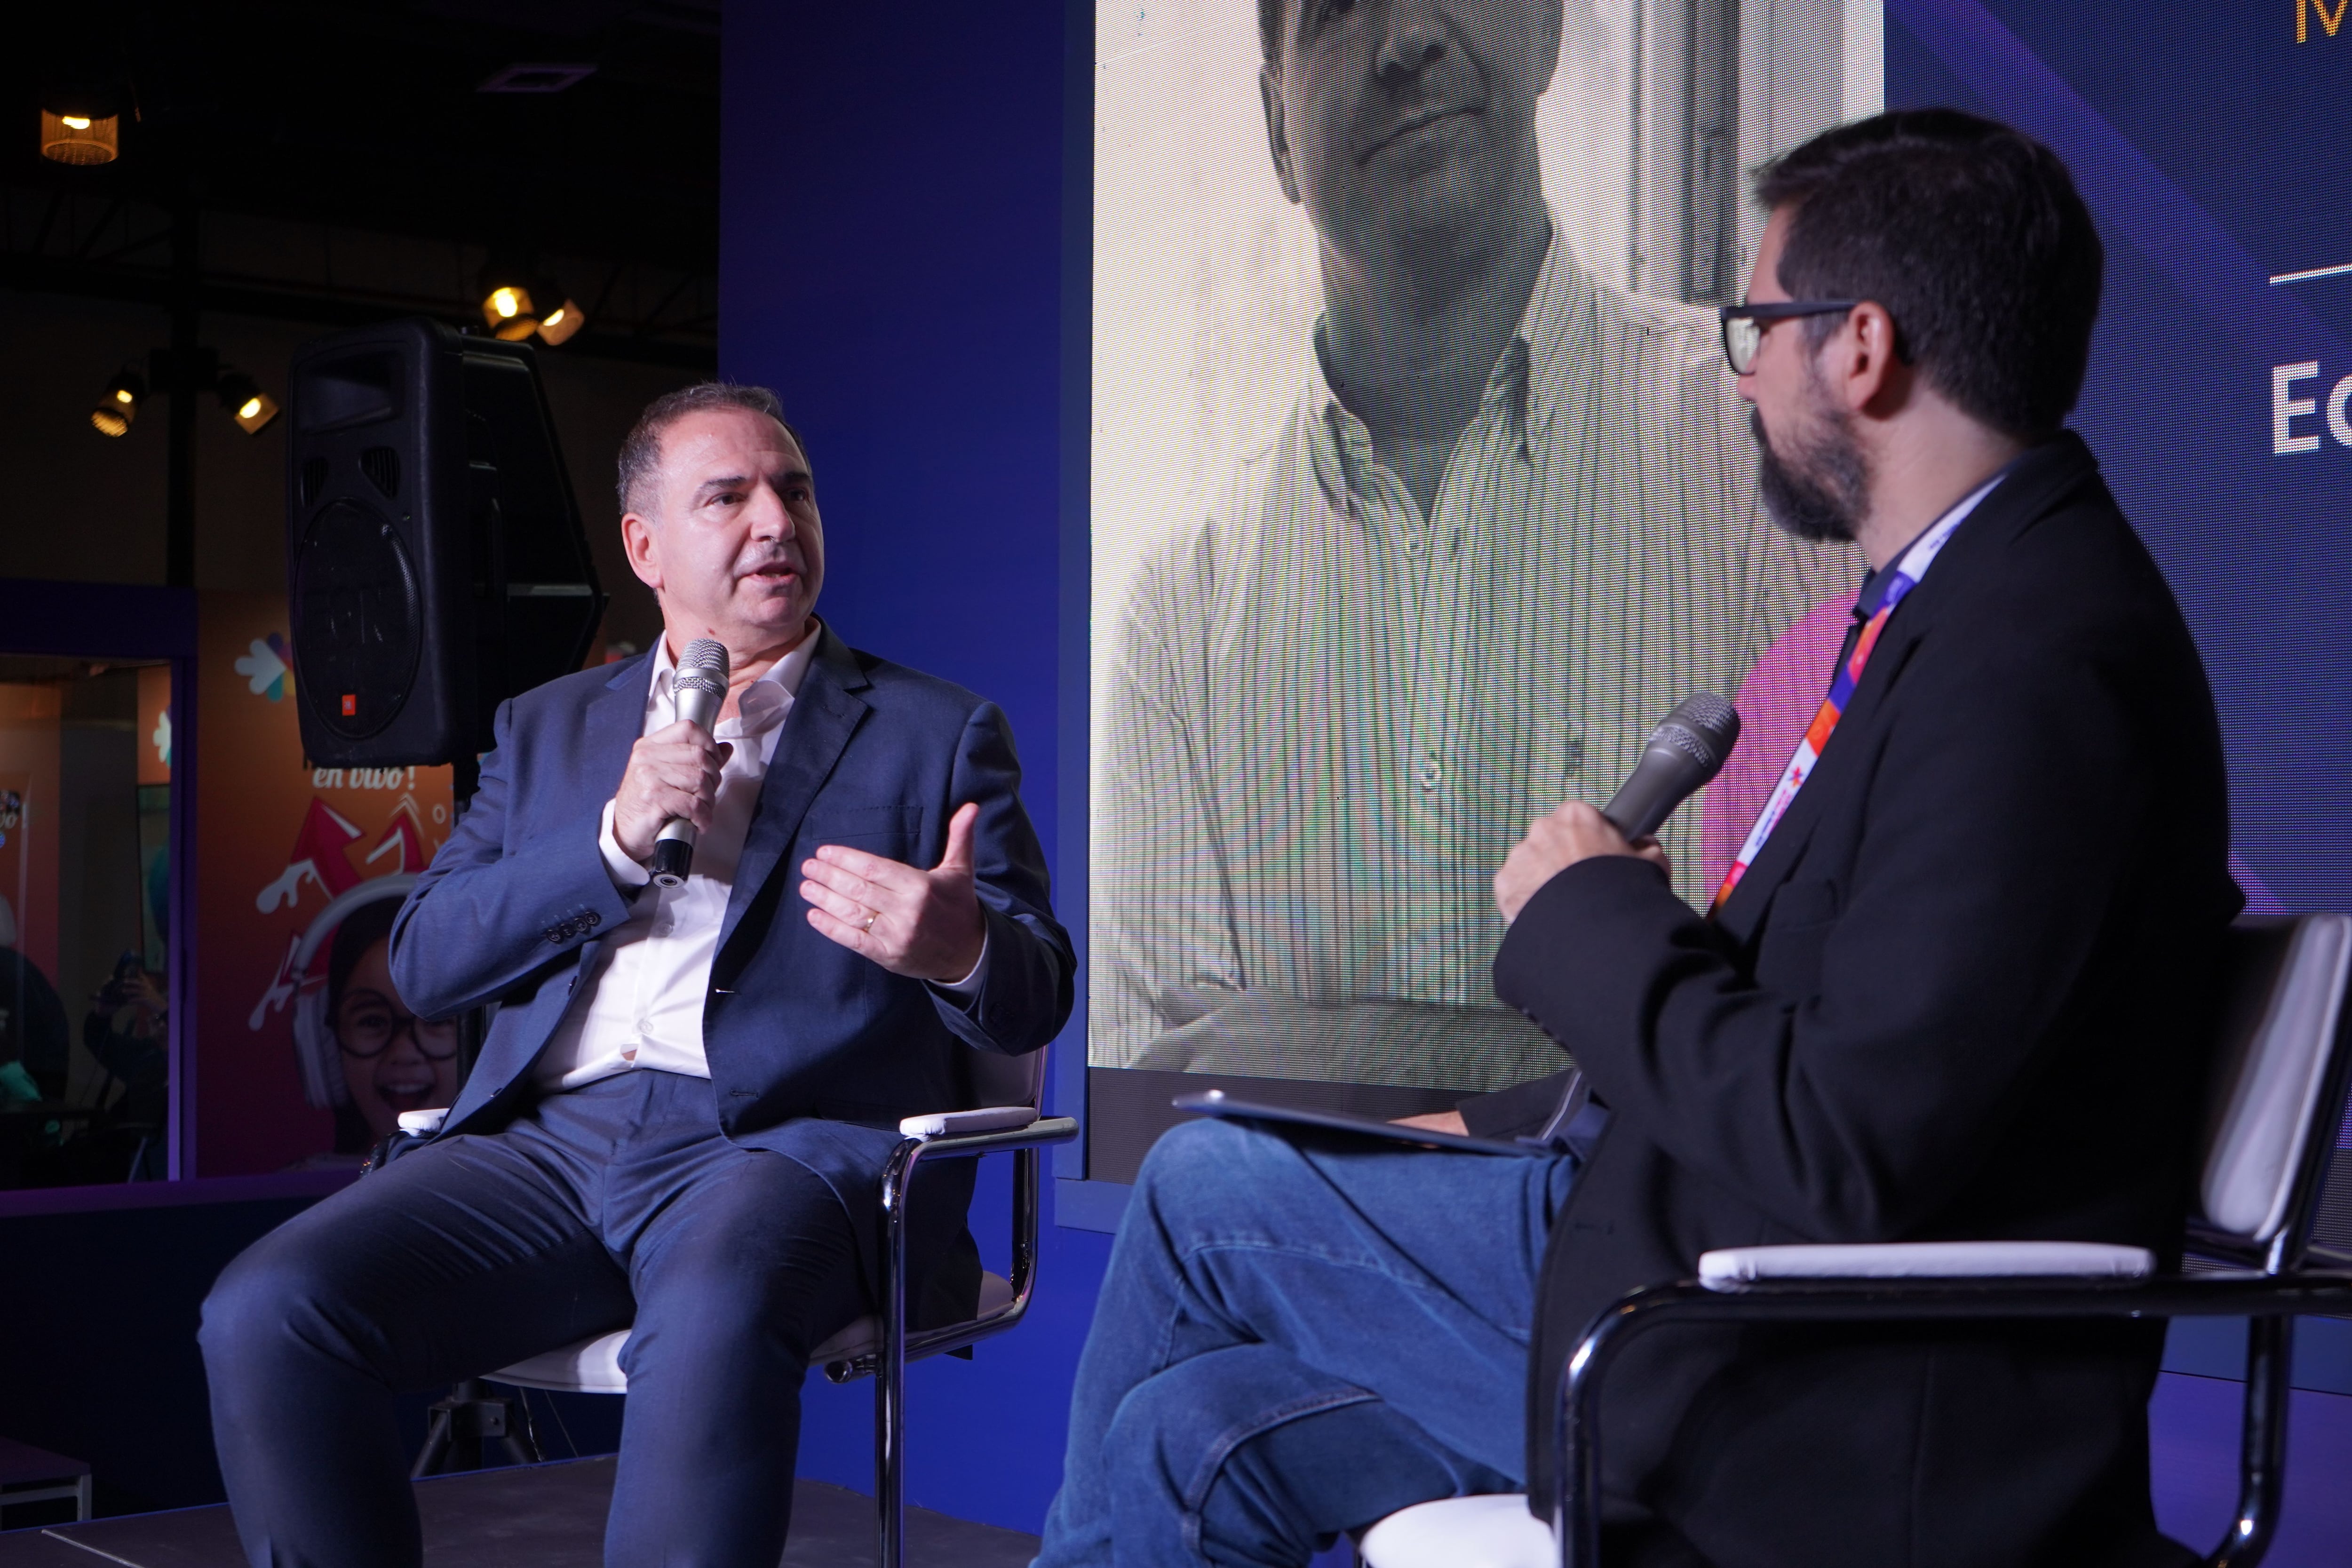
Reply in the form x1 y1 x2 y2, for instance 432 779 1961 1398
217 372 281 435
534 297 586 345
480 266 542 340
89 367 146 436
40 107 119 165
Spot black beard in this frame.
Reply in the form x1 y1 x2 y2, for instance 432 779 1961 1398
1751 405 1868 544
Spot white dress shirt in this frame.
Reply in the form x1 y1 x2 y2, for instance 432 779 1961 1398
534 628 988 1093
534 633 818 1090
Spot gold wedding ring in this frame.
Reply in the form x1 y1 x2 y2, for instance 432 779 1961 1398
861 908 878 933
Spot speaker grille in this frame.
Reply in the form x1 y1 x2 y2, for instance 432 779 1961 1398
360 446 401 499
292 499 422 741
299 457 330 509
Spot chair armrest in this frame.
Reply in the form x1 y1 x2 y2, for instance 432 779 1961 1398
1699 1241 2153 1289
890 1115 1080 1163
899 1105 1040 1138
1551 1269 2352 1568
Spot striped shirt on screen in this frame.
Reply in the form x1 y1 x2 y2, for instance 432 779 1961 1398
1092 231 1857 1092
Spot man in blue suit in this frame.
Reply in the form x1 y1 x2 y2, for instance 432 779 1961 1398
201 382 1072 1567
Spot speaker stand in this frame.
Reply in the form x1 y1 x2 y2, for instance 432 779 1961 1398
411 1378 542 1476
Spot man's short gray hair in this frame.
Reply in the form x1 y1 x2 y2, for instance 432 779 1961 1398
615 382 810 519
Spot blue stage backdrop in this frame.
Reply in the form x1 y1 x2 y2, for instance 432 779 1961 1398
720 0 1111 1533
1883 0 2352 1247
721 0 2352 1536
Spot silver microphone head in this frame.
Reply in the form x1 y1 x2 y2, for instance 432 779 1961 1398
1649 692 1741 772
671 639 731 732
1600 692 1744 841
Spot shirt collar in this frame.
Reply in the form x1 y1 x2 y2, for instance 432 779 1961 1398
1304 209 1594 508
646 623 820 736
1854 464 2013 618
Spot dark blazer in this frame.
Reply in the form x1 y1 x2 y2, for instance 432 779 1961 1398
388 625 1073 1312
1477 435 2236 1568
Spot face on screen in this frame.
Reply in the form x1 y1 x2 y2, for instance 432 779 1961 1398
1261 0 1562 261
625 407 825 650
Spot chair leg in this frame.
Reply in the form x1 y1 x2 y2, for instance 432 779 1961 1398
75 1472 91 1522
875 1341 906 1568
876 1138 917 1568
2207 1315 2294 1568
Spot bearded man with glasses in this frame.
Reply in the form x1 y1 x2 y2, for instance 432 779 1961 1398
1037 108 2233 1568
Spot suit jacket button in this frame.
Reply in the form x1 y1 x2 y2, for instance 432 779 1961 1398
545 927 563 944
584 911 601 930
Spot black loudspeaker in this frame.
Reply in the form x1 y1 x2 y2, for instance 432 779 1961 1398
285 319 606 768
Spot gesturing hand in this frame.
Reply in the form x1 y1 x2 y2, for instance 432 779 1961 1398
613 721 733 864
1493 801 1670 926
800 801 986 983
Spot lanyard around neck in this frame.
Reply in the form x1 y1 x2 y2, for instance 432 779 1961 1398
1708 488 1986 912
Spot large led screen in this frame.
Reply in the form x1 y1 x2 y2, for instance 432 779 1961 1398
1089 0 1889 1174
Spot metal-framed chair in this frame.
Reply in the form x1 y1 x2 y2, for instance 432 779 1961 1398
476 1043 1076 1568
1361 913 2352 1568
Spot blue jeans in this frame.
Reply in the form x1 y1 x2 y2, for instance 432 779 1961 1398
199 1070 868 1568
1035 1118 1576 1568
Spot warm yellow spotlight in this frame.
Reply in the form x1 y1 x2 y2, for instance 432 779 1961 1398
481 276 540 338
217 373 280 436
481 280 537 331
535 298 586 346
233 393 280 434
40 110 119 165
94 367 145 432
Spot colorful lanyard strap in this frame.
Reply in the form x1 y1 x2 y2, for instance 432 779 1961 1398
1709 481 1994 913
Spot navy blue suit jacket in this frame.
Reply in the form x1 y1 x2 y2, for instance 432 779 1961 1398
388 624 1073 1306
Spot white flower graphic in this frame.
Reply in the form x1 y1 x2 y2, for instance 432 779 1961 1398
152 707 172 769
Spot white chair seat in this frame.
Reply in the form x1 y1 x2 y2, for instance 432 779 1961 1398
1359 1493 1549 1568
484 1270 1018 1393
1698 1240 2154 1289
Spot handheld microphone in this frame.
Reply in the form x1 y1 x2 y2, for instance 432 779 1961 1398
651 638 731 888
1600 693 1742 842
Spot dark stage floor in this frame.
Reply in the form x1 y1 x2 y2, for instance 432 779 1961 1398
0 1457 1041 1568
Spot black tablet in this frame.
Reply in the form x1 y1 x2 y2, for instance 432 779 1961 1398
1171 1089 1546 1157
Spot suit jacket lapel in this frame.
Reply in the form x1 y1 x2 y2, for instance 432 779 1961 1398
1712 435 2102 944
721 625 871 953
586 652 654 780
1713 610 1926 943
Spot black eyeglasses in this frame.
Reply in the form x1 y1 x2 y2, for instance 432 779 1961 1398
1718 300 1862 375
335 1003 461 1060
